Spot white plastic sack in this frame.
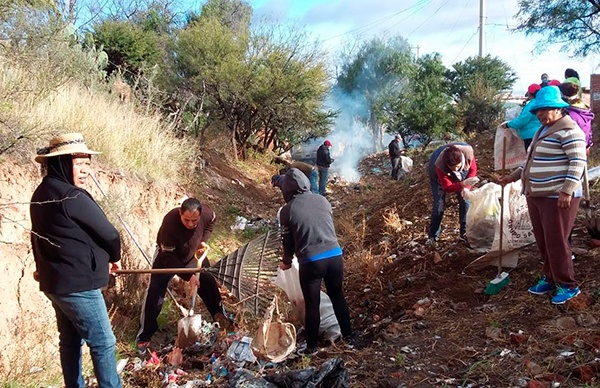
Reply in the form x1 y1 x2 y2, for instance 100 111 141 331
466 181 535 254
273 258 342 343
505 105 522 121
400 156 413 172
494 125 527 171
466 183 501 252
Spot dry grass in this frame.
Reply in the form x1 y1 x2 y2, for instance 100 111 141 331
0 61 192 182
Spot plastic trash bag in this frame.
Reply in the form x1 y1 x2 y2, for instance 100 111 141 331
400 156 413 172
265 357 349 388
466 183 502 252
227 337 257 364
273 258 342 342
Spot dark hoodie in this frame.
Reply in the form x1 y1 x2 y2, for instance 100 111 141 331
279 168 340 265
568 106 595 148
30 155 121 294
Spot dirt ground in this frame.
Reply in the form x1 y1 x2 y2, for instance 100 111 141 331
321 132 600 387
117 132 600 388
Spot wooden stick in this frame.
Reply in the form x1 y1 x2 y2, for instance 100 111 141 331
115 268 204 274
498 137 507 276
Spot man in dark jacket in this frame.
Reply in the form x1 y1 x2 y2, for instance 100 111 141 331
388 134 402 180
279 168 353 356
31 132 122 388
316 140 334 196
136 198 231 354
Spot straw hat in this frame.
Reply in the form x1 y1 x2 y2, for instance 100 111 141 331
35 133 101 163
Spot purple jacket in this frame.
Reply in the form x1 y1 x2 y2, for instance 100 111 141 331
568 106 594 148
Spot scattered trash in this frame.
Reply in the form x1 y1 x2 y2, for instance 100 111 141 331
372 167 383 173
500 349 511 357
559 351 575 358
231 216 249 231
116 358 128 374
167 347 183 366
146 351 161 367
227 336 257 365
29 366 43 374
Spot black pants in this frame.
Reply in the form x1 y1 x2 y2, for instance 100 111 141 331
523 138 533 151
390 157 400 180
136 270 222 343
299 255 352 349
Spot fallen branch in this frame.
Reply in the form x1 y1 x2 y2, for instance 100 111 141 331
2 216 60 248
0 193 81 208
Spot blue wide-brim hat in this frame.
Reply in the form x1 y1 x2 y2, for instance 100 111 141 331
529 85 569 113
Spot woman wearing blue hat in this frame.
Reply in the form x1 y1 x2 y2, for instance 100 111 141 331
501 86 586 304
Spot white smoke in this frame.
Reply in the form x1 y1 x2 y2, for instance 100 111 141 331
295 89 394 182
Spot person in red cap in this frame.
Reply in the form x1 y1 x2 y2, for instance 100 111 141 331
316 140 334 196
502 83 542 150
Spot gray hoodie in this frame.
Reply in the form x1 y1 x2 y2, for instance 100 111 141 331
280 168 340 264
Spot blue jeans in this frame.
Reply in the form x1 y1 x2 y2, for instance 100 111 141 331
46 289 122 388
427 152 470 239
318 168 329 196
309 169 319 194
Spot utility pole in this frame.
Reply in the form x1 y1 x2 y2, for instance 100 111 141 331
479 0 485 57
411 45 420 59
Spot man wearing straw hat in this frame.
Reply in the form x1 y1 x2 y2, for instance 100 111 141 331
30 133 122 388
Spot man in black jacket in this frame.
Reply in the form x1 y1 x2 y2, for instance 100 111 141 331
388 134 402 180
316 140 334 196
31 133 122 388
136 198 231 354
279 168 353 356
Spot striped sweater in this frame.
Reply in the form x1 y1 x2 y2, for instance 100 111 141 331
509 115 586 197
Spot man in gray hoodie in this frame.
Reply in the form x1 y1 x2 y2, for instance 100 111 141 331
278 168 353 356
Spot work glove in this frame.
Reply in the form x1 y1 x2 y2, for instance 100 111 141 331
461 188 474 200
462 177 480 187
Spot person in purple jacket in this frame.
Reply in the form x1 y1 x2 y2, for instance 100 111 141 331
560 78 595 155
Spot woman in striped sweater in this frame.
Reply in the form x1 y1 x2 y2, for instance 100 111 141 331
501 86 586 305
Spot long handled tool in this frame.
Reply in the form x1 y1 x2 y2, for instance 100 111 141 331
89 171 187 315
485 137 511 295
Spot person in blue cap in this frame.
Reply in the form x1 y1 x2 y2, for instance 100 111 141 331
501 86 586 305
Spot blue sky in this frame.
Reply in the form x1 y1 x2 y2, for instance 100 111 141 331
243 0 600 93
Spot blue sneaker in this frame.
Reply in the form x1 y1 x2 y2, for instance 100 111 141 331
551 285 580 305
528 277 555 295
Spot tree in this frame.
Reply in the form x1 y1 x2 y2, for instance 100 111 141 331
447 55 516 133
174 10 334 158
379 53 456 147
515 0 600 57
336 36 414 151
92 18 161 75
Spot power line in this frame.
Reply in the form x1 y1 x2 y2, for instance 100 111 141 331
451 28 479 64
321 0 431 42
443 0 472 45
407 0 451 38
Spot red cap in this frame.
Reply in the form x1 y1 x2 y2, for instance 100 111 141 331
324 140 332 147
527 83 541 95
547 79 561 86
